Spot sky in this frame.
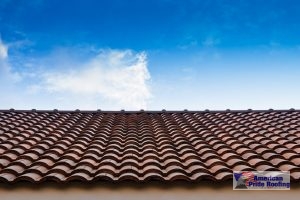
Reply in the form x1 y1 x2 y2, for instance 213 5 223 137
0 0 300 110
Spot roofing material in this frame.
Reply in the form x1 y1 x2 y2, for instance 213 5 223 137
0 109 300 183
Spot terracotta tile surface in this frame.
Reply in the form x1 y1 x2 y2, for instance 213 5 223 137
0 109 300 183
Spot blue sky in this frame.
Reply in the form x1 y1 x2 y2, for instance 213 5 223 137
0 0 300 110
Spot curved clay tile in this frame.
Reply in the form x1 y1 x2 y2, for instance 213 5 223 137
0 109 300 182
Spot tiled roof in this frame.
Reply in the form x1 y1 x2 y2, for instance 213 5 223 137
0 109 300 183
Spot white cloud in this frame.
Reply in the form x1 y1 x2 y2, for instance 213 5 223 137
0 37 21 81
40 49 151 109
0 38 152 110
0 38 8 60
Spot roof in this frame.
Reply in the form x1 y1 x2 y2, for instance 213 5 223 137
0 109 300 183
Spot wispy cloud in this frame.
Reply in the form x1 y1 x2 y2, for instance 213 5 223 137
39 49 151 109
0 37 8 75
0 37 21 81
0 38 8 59
202 36 220 47
0 42 152 110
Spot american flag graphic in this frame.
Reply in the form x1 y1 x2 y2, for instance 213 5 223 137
242 171 255 186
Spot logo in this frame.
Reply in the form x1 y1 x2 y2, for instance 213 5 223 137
233 171 290 190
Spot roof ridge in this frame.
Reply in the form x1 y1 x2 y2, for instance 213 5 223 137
0 108 298 113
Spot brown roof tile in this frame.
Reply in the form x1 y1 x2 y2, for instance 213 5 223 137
0 109 300 183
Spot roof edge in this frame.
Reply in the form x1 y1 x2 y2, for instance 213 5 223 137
0 108 298 114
